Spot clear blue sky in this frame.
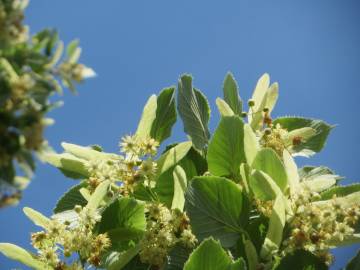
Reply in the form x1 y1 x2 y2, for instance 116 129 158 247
1 0 360 269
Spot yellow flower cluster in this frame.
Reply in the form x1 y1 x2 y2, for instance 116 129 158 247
84 135 159 195
260 124 289 156
139 203 197 267
283 190 360 265
30 206 110 269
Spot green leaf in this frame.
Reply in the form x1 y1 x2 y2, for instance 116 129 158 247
275 249 327 270
136 95 157 139
346 250 360 270
155 145 203 207
260 196 285 260
216 98 234 117
243 238 259 270
185 176 246 247
245 216 269 255
150 87 177 143
171 165 187 211
230 258 246 270
122 255 151 270
321 184 360 200
86 180 110 209
273 117 333 156
164 244 191 270
0 243 47 270
244 124 259 165
177 74 210 151
66 39 80 58
249 170 281 201
184 238 245 270
43 152 89 179
103 245 141 270
45 41 63 68
23 207 50 228
207 116 245 178
98 197 146 241
53 182 88 213
68 47 81 64
156 141 192 176
223 72 242 115
251 148 288 192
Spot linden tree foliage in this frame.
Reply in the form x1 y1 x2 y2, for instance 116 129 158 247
1 74 360 268
0 0 95 207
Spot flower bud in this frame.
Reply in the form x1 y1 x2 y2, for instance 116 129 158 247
248 99 255 107
74 205 82 213
264 128 272 135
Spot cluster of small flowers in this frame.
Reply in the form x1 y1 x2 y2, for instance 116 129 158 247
58 62 96 84
259 123 289 156
85 158 123 192
283 189 360 265
30 205 111 269
84 135 159 195
4 73 35 110
0 0 28 45
139 203 197 267
255 199 274 217
119 135 159 157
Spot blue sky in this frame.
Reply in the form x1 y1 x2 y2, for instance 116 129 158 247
1 0 360 269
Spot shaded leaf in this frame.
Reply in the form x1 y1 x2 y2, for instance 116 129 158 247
275 249 327 270
103 245 141 270
346 250 360 270
184 238 245 270
164 244 191 270
150 87 177 143
185 176 245 247
321 184 360 200
177 74 210 150
223 72 242 115
53 181 88 213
